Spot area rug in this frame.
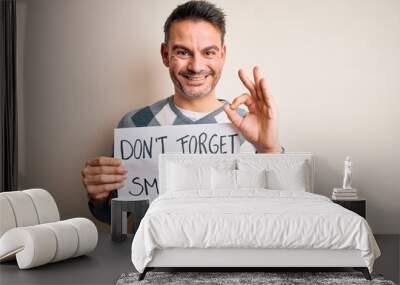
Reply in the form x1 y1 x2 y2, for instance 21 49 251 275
116 271 396 285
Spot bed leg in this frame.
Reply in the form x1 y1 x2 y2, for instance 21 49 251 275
138 268 148 281
354 267 371 280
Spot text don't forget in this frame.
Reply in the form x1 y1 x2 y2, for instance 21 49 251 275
120 132 239 160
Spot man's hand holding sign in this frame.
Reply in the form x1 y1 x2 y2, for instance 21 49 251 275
224 66 281 154
82 157 127 204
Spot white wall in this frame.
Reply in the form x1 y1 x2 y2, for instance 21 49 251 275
17 0 400 233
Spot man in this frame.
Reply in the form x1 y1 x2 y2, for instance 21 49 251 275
82 0 283 224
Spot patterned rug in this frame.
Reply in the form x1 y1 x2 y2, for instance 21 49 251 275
116 271 396 285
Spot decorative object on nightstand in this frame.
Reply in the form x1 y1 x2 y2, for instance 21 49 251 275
332 187 359 200
332 156 359 200
332 198 366 218
332 156 366 218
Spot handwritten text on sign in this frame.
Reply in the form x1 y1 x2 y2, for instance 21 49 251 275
113 123 241 201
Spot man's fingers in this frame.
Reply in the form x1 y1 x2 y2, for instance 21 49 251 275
83 157 127 202
92 192 110 201
230 93 258 113
86 182 125 195
223 94 254 128
86 156 122 167
260 78 272 108
83 165 127 176
223 104 243 128
260 78 277 118
230 93 253 109
238 69 256 97
84 174 127 185
253 66 264 103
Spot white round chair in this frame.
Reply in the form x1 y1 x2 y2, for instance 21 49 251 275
0 189 98 269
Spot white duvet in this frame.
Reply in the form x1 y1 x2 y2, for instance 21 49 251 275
131 190 380 273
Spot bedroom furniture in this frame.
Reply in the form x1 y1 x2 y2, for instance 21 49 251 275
332 198 366 218
0 233 134 284
0 189 98 269
0 234 397 285
111 198 149 241
0 188 60 237
131 153 380 281
0 218 98 269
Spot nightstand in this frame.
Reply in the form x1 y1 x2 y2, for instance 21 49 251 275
332 198 366 218
111 198 149 242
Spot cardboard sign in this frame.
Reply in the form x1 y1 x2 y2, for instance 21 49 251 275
114 123 241 201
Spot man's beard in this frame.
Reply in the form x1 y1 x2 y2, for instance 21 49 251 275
170 69 220 99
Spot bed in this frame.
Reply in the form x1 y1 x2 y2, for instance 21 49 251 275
130 153 381 281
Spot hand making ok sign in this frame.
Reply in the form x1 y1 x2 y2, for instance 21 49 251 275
223 66 282 153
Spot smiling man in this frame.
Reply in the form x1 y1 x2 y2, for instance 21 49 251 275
82 0 284 224
163 19 224 108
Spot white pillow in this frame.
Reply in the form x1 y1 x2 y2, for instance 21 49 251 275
236 169 267 189
237 158 309 191
211 168 268 191
167 162 211 192
211 168 237 191
266 163 307 191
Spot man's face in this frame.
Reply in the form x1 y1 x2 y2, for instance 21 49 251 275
161 19 226 99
